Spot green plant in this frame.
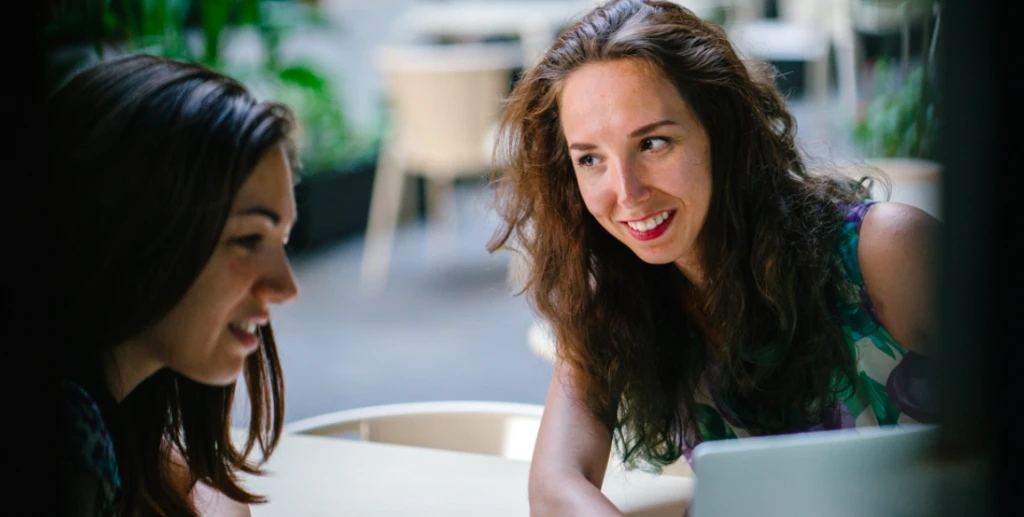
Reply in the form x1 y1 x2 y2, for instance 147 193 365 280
853 56 938 159
44 0 372 174
851 0 941 159
236 62 369 174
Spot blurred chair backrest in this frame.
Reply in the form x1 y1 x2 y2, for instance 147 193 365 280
283 401 545 461
717 0 765 22
375 42 521 178
850 0 935 33
776 0 835 26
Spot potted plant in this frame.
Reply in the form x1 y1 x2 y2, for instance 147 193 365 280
225 3 384 253
43 0 383 252
853 56 938 160
850 1 942 217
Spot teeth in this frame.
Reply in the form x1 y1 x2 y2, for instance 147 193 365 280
626 211 670 232
230 322 260 334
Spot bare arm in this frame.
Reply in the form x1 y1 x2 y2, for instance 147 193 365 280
192 481 252 517
858 202 940 355
168 447 252 517
529 359 625 517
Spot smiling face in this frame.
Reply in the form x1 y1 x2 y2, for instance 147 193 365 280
130 143 300 386
559 59 713 280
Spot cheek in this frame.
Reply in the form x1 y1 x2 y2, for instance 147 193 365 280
692 170 713 209
576 177 614 217
672 163 712 207
687 145 713 202
143 288 224 364
217 256 257 302
178 255 252 330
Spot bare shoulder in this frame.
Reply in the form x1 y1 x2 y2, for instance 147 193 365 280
858 202 939 283
860 202 939 247
857 202 940 354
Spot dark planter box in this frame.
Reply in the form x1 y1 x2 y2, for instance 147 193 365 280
288 156 377 254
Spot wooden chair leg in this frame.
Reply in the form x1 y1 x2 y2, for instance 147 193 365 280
424 176 456 264
831 1 860 120
835 36 859 120
808 51 830 108
360 136 406 294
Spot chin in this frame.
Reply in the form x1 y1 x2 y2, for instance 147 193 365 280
185 365 246 387
207 373 244 387
212 367 246 386
629 247 679 266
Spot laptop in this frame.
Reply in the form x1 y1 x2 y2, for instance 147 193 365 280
689 424 946 517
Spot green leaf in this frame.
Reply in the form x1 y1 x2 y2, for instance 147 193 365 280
869 335 897 361
116 0 143 39
843 389 868 420
852 55 938 159
859 372 900 426
200 0 232 66
238 0 261 25
279 65 328 91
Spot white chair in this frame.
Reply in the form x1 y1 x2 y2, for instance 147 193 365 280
359 42 522 293
864 157 942 220
850 0 939 102
283 400 545 461
724 0 859 117
851 0 936 36
388 1 604 67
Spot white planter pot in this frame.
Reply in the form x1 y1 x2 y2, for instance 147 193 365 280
864 157 942 220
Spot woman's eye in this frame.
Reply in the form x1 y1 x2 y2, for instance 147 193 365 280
232 234 264 250
576 154 600 167
641 137 670 152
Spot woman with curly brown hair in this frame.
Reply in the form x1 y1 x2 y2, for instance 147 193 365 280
487 1 939 515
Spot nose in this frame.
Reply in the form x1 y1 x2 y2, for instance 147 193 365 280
255 247 299 305
611 157 649 207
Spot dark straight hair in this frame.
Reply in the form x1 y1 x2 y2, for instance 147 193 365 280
44 53 296 515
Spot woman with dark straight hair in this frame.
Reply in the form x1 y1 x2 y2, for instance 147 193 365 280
488 1 940 515
49 53 300 516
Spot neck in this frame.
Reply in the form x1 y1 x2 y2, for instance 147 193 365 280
674 259 721 348
674 253 706 292
104 339 163 403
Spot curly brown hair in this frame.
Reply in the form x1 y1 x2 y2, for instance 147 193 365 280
488 0 884 469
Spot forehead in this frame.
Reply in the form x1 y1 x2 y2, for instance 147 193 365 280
558 59 689 135
232 144 296 214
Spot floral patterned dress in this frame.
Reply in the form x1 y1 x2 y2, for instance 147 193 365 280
678 200 937 466
61 378 121 516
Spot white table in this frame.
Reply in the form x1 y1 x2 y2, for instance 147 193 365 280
236 431 693 516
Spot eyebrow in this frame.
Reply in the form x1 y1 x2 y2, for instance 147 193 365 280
567 119 680 152
629 119 679 137
234 206 281 226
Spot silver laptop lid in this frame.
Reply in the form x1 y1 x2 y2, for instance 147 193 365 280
689 424 944 517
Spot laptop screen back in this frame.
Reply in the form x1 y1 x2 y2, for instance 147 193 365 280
689 424 944 517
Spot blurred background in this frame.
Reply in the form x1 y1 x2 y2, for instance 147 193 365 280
41 0 943 426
